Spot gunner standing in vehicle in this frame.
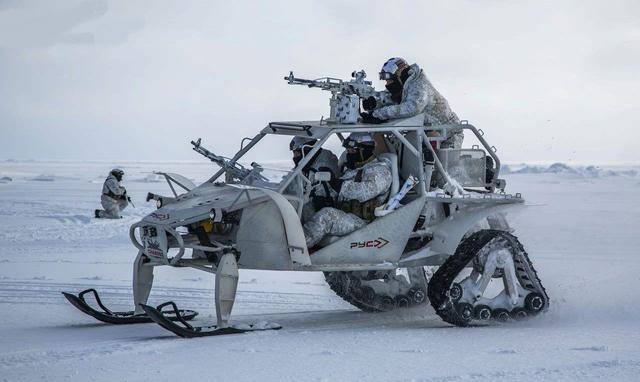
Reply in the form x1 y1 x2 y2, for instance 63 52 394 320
95 168 130 219
289 136 339 222
303 133 392 248
360 57 463 149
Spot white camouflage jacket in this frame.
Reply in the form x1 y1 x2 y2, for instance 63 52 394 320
339 158 392 203
102 174 126 198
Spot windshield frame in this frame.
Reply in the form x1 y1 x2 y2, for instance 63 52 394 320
205 120 431 198
204 124 335 186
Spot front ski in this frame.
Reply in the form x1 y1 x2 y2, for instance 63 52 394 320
62 289 198 325
141 302 282 338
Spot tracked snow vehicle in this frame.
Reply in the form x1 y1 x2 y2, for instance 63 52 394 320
64 70 548 337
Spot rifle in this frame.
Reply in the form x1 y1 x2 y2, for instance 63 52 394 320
191 138 266 182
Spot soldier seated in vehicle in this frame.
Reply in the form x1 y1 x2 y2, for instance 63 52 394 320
303 133 392 248
289 136 339 222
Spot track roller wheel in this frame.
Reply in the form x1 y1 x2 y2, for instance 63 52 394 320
395 295 411 308
492 308 511 322
510 308 528 320
380 296 396 311
456 303 474 322
449 283 463 302
410 287 426 304
525 292 546 314
474 305 492 321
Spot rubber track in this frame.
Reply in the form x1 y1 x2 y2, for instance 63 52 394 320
427 229 549 327
324 269 429 313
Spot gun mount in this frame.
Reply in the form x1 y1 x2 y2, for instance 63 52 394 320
285 70 377 124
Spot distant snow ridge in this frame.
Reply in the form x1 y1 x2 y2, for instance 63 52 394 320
0 176 12 183
546 163 580 174
30 174 55 182
511 165 544 174
508 162 639 177
134 173 165 183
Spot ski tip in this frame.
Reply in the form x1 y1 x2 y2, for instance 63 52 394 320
61 291 81 304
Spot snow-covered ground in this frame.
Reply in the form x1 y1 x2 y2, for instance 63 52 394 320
1 161 639 382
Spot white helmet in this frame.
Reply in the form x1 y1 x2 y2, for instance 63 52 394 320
379 57 408 80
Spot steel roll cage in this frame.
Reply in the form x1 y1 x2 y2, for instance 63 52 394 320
205 120 502 195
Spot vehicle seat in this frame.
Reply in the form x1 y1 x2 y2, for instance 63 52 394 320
376 152 399 197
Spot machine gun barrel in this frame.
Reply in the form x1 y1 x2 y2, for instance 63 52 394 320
191 138 250 180
191 138 224 162
284 71 374 97
284 72 343 91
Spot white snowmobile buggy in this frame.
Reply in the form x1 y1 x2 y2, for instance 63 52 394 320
64 70 548 337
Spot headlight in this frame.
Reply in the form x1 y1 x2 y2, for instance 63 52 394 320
156 199 163 208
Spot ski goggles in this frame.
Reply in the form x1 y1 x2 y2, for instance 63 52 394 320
379 71 395 81
342 138 375 149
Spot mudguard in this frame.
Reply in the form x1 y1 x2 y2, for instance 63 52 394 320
259 189 310 266
233 186 310 270
427 202 524 255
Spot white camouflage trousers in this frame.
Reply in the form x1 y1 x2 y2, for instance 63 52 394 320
304 207 366 248
98 194 128 219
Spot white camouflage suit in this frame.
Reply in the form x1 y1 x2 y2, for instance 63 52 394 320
372 63 463 149
303 158 392 248
299 148 340 222
98 174 128 219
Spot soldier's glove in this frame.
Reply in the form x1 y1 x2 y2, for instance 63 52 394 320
362 97 378 111
360 112 386 124
362 96 377 111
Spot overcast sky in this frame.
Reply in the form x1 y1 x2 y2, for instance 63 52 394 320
1 0 638 164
